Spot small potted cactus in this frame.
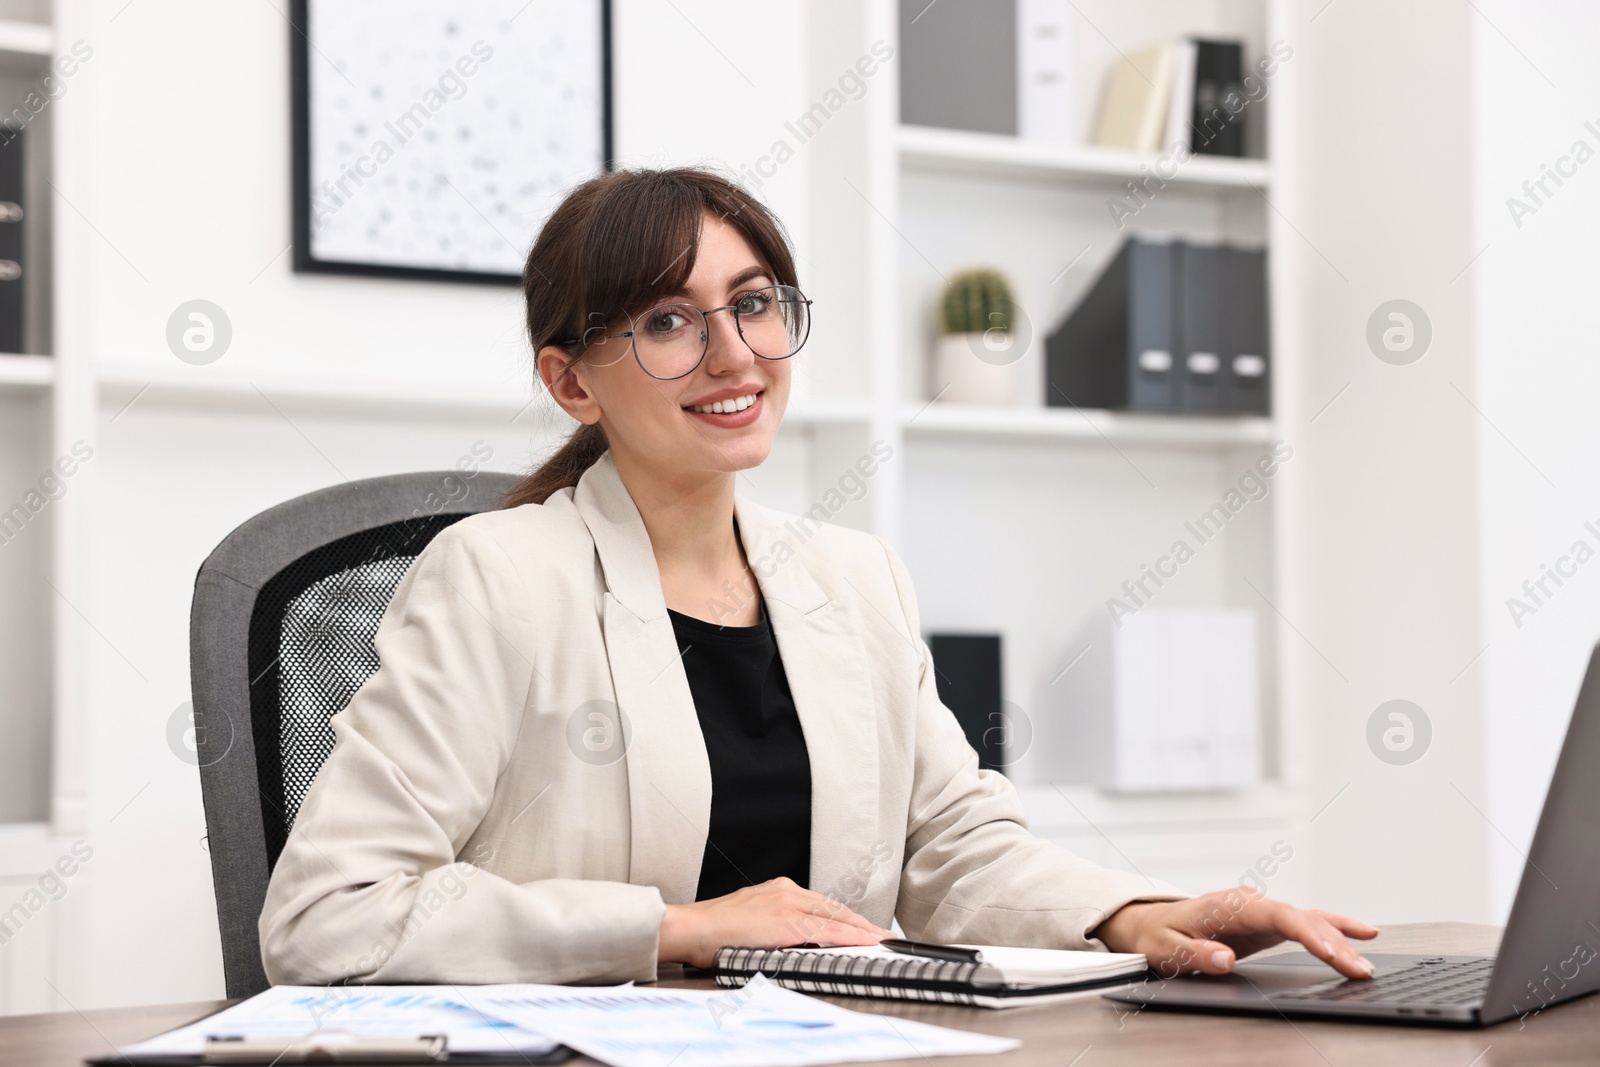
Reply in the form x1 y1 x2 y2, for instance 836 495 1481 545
933 268 1028 405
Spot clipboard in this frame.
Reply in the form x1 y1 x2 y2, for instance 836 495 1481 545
90 1032 573 1066
87 994 575 1066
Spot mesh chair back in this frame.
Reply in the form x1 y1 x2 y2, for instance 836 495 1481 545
190 470 519 998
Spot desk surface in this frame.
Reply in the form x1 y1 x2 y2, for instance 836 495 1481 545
5 924 1596 1067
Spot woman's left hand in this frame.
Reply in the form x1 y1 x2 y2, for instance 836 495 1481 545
1090 887 1380 980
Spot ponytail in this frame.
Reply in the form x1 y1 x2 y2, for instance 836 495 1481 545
502 422 609 508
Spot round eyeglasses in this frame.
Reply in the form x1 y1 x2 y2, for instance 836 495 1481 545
552 284 813 381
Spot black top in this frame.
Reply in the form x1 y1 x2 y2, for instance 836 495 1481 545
667 596 813 901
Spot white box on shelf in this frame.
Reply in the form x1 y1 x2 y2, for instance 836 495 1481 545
1045 608 1260 791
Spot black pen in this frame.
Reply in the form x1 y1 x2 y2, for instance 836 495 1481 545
879 938 984 964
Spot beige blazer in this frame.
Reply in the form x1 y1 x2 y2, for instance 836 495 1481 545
259 450 1188 986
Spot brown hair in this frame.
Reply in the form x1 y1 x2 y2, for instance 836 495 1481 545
501 166 800 509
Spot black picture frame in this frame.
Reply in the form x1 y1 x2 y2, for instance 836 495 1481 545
288 0 613 286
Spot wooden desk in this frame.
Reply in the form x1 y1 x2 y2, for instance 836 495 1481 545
5 924 1596 1067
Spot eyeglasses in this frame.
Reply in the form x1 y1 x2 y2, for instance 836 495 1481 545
552 284 813 381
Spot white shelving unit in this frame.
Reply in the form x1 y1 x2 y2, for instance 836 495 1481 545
902 401 1275 447
796 0 1298 899
0 0 56 849
897 123 1272 190
0 11 62 1014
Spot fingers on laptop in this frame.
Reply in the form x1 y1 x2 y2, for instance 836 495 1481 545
1279 908 1376 979
1187 937 1238 976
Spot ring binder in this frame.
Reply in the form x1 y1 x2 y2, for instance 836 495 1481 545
716 946 989 1005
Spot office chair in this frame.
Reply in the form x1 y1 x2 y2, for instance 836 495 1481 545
189 469 520 998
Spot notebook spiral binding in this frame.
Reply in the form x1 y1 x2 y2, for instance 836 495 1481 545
712 947 992 1005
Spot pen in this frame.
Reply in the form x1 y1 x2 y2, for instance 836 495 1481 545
879 938 984 964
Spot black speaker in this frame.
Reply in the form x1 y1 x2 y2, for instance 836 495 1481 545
928 633 1006 773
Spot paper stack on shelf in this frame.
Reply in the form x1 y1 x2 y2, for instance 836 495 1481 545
1090 44 1176 152
1091 37 1249 156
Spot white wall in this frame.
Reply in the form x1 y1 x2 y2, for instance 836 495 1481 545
1469 1 1600 917
71 1 804 390
1272 0 1600 927
1271 0 1490 925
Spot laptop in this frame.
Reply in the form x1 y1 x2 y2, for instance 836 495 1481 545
1103 641 1600 1027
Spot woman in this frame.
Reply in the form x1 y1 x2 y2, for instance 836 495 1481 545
260 166 1377 986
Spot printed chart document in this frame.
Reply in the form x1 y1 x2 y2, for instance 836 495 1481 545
471 974 1020 1067
107 977 1017 1067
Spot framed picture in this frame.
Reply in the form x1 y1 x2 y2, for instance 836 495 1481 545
289 0 612 284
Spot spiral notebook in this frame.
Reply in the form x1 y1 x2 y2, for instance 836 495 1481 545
712 944 1153 1009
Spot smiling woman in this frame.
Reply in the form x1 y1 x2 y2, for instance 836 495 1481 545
257 165 1379 990
503 168 807 513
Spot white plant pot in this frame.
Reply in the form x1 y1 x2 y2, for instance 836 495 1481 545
932 331 1028 406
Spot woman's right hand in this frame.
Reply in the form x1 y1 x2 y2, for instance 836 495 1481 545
657 877 892 968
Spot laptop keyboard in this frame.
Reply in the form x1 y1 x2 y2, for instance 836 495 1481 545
1274 958 1493 1006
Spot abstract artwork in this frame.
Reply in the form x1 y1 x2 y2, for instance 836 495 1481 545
290 0 611 283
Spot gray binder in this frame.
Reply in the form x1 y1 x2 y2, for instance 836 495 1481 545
898 0 1017 133
0 128 23 355
1175 242 1225 413
1221 246 1270 415
1044 236 1177 412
